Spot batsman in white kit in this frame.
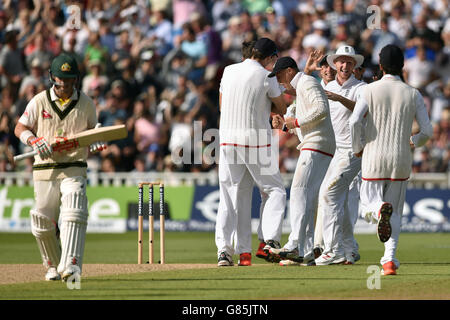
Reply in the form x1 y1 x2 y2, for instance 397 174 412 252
14 54 106 281
349 45 432 275
215 38 287 266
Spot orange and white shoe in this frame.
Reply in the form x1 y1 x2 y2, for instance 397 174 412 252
238 253 252 266
256 242 267 260
377 202 393 243
381 261 397 275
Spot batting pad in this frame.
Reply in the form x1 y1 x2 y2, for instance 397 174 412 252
30 210 61 268
57 191 88 274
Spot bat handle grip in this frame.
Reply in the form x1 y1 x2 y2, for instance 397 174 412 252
13 150 38 162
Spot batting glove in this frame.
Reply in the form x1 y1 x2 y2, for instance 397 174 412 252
89 123 107 153
30 137 53 160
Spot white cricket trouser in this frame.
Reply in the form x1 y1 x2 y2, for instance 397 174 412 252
284 150 332 257
216 146 286 256
234 187 267 253
359 179 407 268
256 190 268 242
313 202 324 250
320 148 361 257
343 172 361 258
33 176 88 273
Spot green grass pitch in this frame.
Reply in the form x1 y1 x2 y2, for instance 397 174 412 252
0 232 449 300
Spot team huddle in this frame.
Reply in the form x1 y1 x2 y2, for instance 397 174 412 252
215 38 433 276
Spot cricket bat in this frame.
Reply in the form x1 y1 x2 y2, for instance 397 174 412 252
14 124 128 162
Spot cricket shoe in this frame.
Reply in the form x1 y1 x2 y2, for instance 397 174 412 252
300 252 316 266
279 252 315 266
346 252 361 264
238 253 252 266
277 248 303 263
344 256 355 265
315 252 346 265
217 251 234 267
269 247 291 262
344 252 360 265
381 261 397 275
265 254 281 263
377 202 393 243
45 267 61 281
256 241 280 263
263 240 282 263
268 246 289 261
61 265 81 282
264 250 282 263
256 241 267 259
313 247 323 259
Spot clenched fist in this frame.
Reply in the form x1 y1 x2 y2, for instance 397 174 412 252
272 114 284 129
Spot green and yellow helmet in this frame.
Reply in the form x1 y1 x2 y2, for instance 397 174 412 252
50 53 79 79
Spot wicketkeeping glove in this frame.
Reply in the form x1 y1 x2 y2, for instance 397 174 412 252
89 123 107 153
30 137 53 160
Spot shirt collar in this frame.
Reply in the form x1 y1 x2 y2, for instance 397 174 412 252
290 72 303 88
49 86 78 101
381 74 401 81
246 59 264 68
335 74 357 88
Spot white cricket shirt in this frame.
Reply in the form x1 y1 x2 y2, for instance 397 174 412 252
325 74 366 149
349 74 433 180
290 72 335 156
219 59 282 147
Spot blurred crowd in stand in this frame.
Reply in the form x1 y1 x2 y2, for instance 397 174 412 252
0 0 448 175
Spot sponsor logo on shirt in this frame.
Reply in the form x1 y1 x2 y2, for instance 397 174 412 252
42 110 52 119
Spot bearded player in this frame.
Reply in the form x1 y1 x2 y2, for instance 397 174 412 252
14 54 106 281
